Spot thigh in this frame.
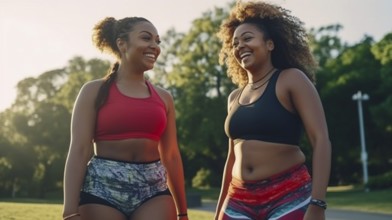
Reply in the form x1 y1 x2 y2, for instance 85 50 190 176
218 198 252 220
79 204 126 220
130 195 176 220
217 198 229 220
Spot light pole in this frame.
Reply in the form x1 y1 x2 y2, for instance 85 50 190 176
352 91 369 186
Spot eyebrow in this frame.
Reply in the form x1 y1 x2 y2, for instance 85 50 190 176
233 31 253 39
139 31 159 37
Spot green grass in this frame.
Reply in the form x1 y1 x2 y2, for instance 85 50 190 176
191 186 392 215
0 201 62 220
327 185 392 214
0 186 390 219
0 200 214 220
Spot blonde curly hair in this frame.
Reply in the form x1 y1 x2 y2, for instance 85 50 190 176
217 0 317 87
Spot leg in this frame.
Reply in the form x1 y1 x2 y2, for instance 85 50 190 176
218 198 253 220
79 204 126 220
217 198 228 220
130 195 176 220
267 165 312 220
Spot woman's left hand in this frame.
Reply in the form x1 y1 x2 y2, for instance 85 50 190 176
304 205 326 220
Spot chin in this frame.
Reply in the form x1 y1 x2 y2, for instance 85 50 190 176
143 62 155 70
241 63 252 70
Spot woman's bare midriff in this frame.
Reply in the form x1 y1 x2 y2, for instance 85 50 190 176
94 138 161 162
232 140 306 181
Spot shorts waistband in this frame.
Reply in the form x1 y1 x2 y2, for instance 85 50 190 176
92 156 161 165
231 163 307 186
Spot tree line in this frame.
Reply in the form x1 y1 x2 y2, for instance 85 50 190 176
1 4 391 198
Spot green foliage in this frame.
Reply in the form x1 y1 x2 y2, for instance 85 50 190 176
308 24 346 67
0 56 111 198
312 33 392 185
153 4 234 187
370 34 392 137
371 33 392 65
367 171 392 190
192 168 212 188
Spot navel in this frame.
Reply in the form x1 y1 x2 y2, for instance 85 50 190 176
246 165 254 173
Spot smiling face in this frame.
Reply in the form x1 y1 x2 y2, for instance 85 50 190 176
117 21 161 72
232 23 274 73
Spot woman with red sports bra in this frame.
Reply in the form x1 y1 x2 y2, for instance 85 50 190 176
215 1 331 220
63 17 188 220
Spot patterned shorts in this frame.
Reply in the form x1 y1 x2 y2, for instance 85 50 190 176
220 164 312 220
80 156 171 217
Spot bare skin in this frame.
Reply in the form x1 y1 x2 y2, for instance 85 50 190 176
63 20 187 220
215 22 331 220
230 70 307 181
232 141 305 181
71 79 179 220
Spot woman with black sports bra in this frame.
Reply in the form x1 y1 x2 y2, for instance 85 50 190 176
215 1 331 220
63 17 188 220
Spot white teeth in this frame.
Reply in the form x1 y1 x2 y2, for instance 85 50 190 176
240 52 251 59
145 54 155 59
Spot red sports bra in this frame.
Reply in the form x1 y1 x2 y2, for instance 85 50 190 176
94 81 167 142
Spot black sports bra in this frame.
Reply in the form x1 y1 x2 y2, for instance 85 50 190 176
224 70 303 145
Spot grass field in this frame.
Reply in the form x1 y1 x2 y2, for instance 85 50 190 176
0 186 391 219
0 201 214 220
327 185 392 214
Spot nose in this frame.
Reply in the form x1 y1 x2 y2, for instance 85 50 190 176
149 41 160 49
149 42 161 55
234 41 245 51
237 40 246 49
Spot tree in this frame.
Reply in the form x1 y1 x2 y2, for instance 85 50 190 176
0 56 110 197
154 5 235 187
316 34 391 184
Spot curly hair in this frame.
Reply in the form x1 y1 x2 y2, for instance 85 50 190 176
217 0 317 87
92 17 151 110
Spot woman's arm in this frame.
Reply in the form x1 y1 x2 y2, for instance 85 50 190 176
284 69 331 219
215 139 235 220
63 81 100 217
215 90 238 219
158 90 188 218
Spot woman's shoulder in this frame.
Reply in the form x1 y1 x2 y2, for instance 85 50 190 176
150 83 172 99
279 68 312 84
82 79 105 90
279 68 304 77
278 68 316 94
77 79 106 97
148 83 174 111
228 88 241 102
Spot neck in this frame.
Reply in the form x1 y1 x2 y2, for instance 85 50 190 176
117 64 146 83
248 66 275 84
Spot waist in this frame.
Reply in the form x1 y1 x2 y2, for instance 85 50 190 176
94 138 160 163
232 140 305 181
95 132 161 142
228 164 311 204
231 163 309 187
90 155 161 165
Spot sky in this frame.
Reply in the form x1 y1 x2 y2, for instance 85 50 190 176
1 0 391 111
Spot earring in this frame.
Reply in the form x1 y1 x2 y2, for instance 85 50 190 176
267 40 274 51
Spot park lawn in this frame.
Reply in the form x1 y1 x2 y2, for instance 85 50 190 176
0 186 390 219
191 186 392 214
0 201 62 220
0 201 213 220
327 186 392 214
